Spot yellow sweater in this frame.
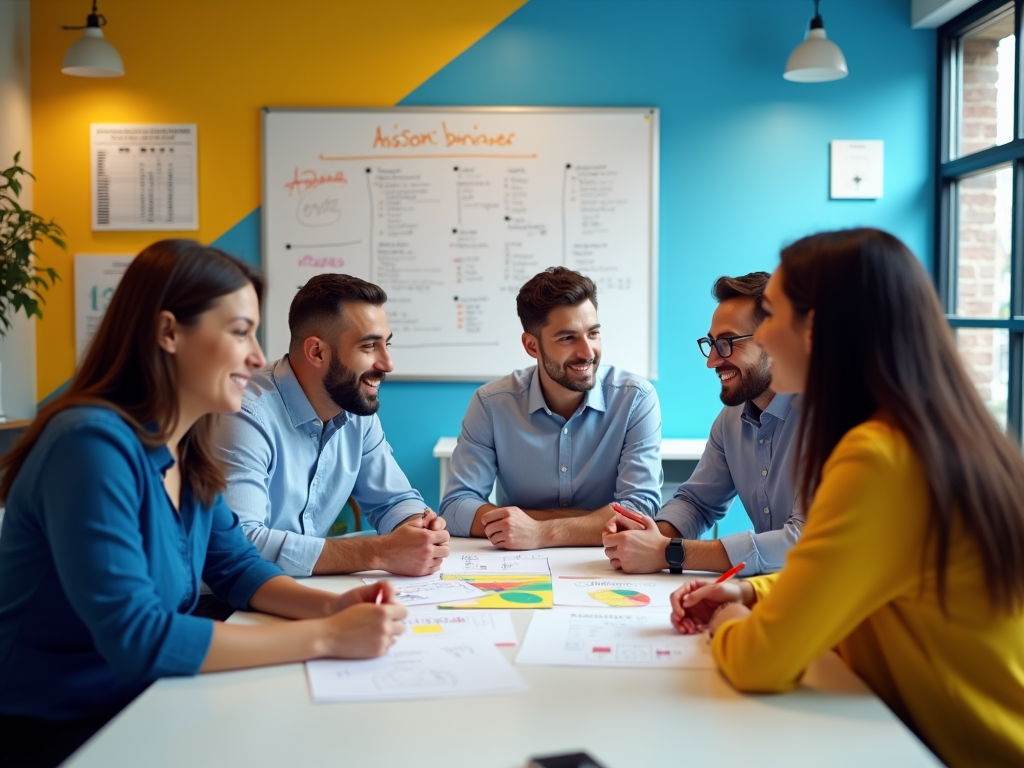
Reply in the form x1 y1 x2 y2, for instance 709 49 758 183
712 417 1024 768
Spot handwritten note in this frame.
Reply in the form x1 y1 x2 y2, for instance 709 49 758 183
442 553 551 575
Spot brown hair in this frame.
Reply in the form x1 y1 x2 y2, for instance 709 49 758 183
288 273 387 352
0 239 262 506
516 267 597 336
781 228 1024 612
712 271 770 323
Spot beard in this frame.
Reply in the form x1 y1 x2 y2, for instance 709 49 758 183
323 351 383 416
539 345 600 393
719 352 772 407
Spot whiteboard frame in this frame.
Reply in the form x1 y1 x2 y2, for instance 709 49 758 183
261 106 659 381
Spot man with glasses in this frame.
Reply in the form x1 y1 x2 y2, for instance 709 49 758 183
603 272 803 576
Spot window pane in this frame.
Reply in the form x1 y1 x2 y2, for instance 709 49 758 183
955 165 1012 318
955 5 1015 159
956 327 1009 429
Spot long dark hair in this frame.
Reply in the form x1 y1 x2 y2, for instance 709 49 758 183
0 240 262 506
782 228 1024 612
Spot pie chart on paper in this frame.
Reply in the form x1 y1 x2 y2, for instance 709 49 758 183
588 589 651 607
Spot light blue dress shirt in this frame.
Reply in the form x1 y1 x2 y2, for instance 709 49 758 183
440 365 663 537
0 407 282 720
212 357 427 577
657 394 803 575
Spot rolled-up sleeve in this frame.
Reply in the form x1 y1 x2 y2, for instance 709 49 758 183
216 410 325 577
351 418 427 535
42 425 213 681
614 387 663 516
718 505 805 575
202 494 285 609
439 392 496 536
656 411 735 539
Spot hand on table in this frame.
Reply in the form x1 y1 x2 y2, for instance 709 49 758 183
378 517 450 576
669 579 750 635
602 511 668 573
481 506 544 550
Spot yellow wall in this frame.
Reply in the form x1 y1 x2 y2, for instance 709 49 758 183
29 0 525 400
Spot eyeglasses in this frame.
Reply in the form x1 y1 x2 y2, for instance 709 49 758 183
697 334 754 358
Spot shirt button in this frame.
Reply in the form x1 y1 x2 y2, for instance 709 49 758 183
763 507 770 515
563 428 568 434
759 439 765 444
561 466 567 473
761 469 767 477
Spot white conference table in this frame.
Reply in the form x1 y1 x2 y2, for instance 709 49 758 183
64 538 940 768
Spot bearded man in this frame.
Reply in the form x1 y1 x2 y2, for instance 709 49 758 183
212 274 449 577
603 272 803 576
439 267 663 549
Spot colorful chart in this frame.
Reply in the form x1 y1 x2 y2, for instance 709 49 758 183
439 574 553 609
587 589 651 607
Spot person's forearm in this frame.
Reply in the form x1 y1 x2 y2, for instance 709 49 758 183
681 539 733 572
469 503 497 538
313 536 382 575
248 575 339 620
657 520 681 537
535 505 617 546
200 618 327 672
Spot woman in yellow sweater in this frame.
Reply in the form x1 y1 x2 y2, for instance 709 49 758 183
670 228 1024 768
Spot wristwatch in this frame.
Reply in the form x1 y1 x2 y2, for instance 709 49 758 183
665 538 685 574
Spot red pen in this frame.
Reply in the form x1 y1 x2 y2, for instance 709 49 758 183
611 502 647 525
715 561 746 584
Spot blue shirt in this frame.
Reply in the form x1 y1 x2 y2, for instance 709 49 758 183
440 365 663 536
212 357 428 577
657 394 804 575
0 407 281 720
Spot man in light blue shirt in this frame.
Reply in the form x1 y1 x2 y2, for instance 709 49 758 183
603 272 802 576
212 275 449 577
440 267 663 549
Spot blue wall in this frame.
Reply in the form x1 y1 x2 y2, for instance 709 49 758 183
378 0 936 513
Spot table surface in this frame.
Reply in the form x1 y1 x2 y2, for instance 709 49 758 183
433 436 708 461
65 539 940 768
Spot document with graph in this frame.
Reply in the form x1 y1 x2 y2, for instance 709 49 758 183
306 636 528 703
553 576 678 608
516 608 715 669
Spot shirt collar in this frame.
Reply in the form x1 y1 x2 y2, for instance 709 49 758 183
742 392 797 424
271 355 326 429
526 365 607 416
146 442 175 476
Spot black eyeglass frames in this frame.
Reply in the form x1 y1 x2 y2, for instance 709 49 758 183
696 334 754 358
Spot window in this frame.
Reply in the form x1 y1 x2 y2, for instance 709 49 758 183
938 1 1024 438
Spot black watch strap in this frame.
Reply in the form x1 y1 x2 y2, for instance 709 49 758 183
665 537 685 575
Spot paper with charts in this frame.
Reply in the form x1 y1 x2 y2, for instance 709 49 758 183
305 638 528 703
362 575 486 606
516 608 715 669
554 576 677 608
438 573 553 609
403 609 518 646
441 553 551 575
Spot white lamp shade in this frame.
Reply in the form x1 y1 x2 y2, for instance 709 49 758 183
784 27 847 82
62 27 124 77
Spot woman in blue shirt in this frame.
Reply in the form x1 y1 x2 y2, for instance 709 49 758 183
0 240 407 768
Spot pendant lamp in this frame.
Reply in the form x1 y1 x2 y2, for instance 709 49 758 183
61 0 124 78
784 0 848 83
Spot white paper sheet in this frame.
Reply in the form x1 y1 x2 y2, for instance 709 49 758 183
441 553 551 575
553 576 677 608
403 608 518 646
516 608 715 669
306 638 528 703
362 575 485 606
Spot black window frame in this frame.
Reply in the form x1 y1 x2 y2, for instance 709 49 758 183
937 0 1024 440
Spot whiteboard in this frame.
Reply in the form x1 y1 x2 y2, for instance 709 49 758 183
262 107 658 380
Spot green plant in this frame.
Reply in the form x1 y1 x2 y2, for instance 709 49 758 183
0 152 63 337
